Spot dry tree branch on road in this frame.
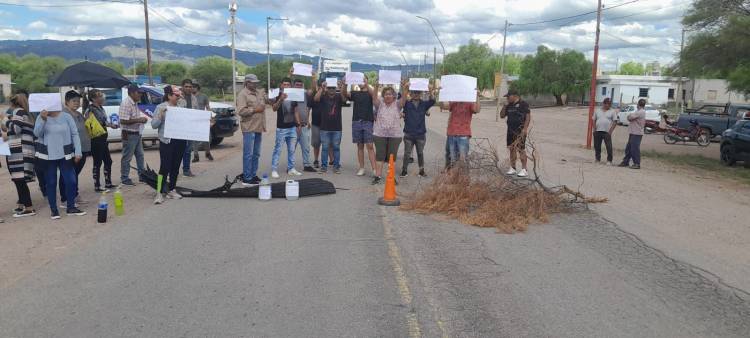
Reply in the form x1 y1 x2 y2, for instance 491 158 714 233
401 134 606 234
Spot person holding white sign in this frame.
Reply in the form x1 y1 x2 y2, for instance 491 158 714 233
151 86 188 204
34 98 86 219
311 79 348 174
270 78 302 179
344 74 377 177
370 80 408 185
400 81 437 178
440 89 480 168
3 94 37 218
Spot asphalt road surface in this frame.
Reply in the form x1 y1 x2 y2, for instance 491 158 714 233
1 106 749 337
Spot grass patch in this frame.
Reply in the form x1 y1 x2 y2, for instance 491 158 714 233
642 150 750 185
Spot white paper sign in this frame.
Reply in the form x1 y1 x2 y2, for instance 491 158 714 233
29 93 62 112
379 70 401 85
163 107 211 142
283 88 306 102
269 88 280 99
325 78 338 87
439 75 478 102
292 62 313 77
409 78 429 91
0 138 10 156
345 72 365 85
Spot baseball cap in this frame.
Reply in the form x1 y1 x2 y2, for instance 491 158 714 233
127 83 145 93
64 90 82 102
503 89 520 97
244 74 260 83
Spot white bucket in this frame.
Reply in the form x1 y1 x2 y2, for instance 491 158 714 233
285 180 299 201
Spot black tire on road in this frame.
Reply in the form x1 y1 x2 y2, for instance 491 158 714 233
664 132 678 144
697 129 711 147
721 144 736 166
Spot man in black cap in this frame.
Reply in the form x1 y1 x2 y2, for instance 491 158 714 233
500 89 531 178
119 83 147 186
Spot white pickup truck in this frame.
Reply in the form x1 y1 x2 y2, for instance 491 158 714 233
101 86 161 144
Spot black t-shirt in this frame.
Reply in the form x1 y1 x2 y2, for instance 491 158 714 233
307 93 323 127
350 91 374 122
276 99 297 129
312 94 344 131
505 100 530 130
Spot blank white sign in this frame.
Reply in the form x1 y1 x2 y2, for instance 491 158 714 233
379 70 401 85
163 107 211 142
29 93 62 112
283 88 306 102
292 62 313 77
345 72 365 85
439 75 478 102
325 78 338 87
409 78 429 91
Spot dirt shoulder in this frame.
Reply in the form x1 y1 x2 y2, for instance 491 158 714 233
426 104 750 294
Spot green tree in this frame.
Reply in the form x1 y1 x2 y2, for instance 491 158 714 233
0 53 18 75
442 40 524 91
190 56 233 94
154 62 189 85
13 54 66 93
514 46 591 105
246 59 294 89
618 61 645 75
99 60 125 75
681 0 750 94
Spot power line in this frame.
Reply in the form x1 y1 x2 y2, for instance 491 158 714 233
511 0 640 26
145 5 225 37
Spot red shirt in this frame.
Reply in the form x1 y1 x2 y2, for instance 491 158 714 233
447 102 475 136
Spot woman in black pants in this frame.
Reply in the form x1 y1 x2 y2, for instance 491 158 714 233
151 86 187 204
3 94 37 218
86 89 116 192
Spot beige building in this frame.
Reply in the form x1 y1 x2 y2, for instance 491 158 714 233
0 74 11 104
685 79 750 107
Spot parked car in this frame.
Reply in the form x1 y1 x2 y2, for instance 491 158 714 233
617 104 660 126
102 86 238 145
677 104 750 138
720 119 750 167
209 102 239 146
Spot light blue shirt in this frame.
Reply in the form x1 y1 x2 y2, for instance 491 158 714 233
33 112 82 160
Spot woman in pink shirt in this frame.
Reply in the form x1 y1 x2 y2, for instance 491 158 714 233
369 83 407 184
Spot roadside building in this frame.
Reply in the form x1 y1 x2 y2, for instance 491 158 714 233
0 74 11 104
591 75 680 107
684 79 750 107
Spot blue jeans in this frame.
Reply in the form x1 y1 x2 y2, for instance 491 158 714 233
243 132 262 181
120 133 145 181
45 159 77 213
320 130 342 170
622 134 642 166
182 141 193 173
272 127 298 171
296 126 312 167
447 136 470 166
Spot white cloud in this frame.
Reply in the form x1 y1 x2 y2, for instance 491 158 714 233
5 0 693 69
28 21 47 30
0 28 21 39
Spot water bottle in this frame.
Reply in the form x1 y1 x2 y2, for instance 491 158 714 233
114 189 124 216
285 180 299 201
97 192 108 223
259 174 272 201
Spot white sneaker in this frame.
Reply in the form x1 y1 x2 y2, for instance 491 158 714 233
356 168 366 176
517 169 529 178
606 161 613 166
288 168 303 176
154 194 164 205
506 168 517 175
271 171 280 179
167 190 183 200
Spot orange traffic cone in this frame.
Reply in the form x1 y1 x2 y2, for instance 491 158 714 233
378 154 401 206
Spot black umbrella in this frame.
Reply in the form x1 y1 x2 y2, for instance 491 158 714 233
48 61 131 88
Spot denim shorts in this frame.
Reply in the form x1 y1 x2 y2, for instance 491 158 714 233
352 120 374 144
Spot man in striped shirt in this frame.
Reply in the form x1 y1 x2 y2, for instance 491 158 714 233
119 84 147 186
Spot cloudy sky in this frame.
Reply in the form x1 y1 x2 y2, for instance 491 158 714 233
0 0 692 70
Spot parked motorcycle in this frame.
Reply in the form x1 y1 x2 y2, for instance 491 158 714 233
645 115 674 134
663 119 711 147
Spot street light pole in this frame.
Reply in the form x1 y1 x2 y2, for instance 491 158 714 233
497 19 509 121
266 16 288 94
229 1 238 107
416 16 446 73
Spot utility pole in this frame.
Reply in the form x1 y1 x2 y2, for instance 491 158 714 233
433 47 437 80
677 28 686 113
317 48 323 77
131 41 137 78
143 0 153 85
229 1 238 107
585 0 603 149
266 16 288 94
497 19 509 121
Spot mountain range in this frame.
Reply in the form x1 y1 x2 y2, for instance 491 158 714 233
0 36 433 73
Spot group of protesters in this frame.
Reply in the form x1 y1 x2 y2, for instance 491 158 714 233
235 70 511 186
1 79 215 220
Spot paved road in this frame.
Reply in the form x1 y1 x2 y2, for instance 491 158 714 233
1 107 749 337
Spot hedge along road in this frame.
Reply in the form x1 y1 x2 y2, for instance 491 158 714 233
0 105 749 337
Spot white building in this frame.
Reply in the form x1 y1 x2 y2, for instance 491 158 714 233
590 75 682 107
685 79 750 106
